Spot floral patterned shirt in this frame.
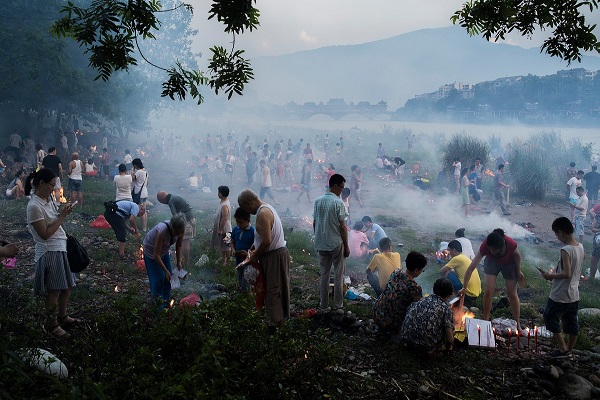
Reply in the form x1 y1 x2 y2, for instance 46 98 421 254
373 271 422 331
400 294 453 350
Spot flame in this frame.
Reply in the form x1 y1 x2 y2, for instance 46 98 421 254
59 188 67 203
138 245 144 260
114 286 120 293
170 299 175 308
436 250 450 261
484 168 495 177
90 146 96 152
453 308 475 330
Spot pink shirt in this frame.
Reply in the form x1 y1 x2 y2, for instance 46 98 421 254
348 230 369 258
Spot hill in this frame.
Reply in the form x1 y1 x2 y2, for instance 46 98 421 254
250 26 600 109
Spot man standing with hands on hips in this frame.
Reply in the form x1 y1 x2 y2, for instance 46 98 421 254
314 174 350 313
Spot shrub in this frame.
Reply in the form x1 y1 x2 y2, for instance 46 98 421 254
441 134 490 173
507 149 553 200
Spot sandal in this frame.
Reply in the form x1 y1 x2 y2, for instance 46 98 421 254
47 324 69 338
58 315 83 328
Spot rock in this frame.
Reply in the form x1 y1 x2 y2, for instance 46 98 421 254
592 387 600 398
592 347 600 354
541 390 551 397
580 308 600 317
539 379 556 393
550 366 560 379
558 372 593 399
589 374 600 387
348 355 355 361
561 361 575 371
594 336 600 343
418 384 429 393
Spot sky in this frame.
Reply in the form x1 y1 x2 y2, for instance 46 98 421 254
190 0 550 59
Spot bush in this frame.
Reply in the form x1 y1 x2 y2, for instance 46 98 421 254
441 134 490 173
507 149 553 200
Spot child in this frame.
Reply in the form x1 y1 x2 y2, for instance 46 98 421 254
541 216 585 359
569 186 588 243
341 187 351 226
230 208 255 293
84 157 98 176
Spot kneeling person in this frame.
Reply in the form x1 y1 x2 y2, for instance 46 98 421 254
440 240 481 306
401 277 455 354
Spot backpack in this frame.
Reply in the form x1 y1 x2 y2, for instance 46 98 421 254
104 200 124 213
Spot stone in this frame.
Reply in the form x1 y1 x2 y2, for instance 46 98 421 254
561 361 575 371
418 384 429 393
592 387 600 398
594 336 600 343
538 379 556 393
589 374 600 387
592 347 600 354
558 372 593 400
580 308 600 317
550 366 560 379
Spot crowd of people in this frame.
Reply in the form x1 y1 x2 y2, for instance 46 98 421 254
2 129 599 359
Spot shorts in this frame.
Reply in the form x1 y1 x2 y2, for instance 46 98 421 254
184 218 196 240
543 298 579 335
483 256 518 280
574 215 585 237
68 178 82 192
102 165 109 175
104 211 127 242
592 233 600 258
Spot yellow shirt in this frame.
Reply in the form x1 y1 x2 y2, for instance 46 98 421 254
445 253 481 297
367 252 401 289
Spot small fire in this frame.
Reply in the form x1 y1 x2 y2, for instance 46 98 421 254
453 308 475 330
484 168 495 177
114 286 120 293
59 188 67 203
170 299 175 308
90 146 97 152
138 245 144 260
302 216 312 226
436 250 450 262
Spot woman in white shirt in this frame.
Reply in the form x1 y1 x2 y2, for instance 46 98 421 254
25 168 77 337
131 158 149 231
114 163 133 200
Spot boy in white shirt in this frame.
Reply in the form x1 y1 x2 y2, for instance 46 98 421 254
569 186 588 243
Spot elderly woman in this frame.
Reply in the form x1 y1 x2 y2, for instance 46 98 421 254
25 168 77 337
143 213 186 308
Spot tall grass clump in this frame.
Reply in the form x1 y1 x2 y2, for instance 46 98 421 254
516 132 593 194
441 134 490 172
507 149 553 200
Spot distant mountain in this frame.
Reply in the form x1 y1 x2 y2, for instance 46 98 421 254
250 26 600 109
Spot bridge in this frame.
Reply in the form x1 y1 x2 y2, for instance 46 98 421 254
284 99 391 120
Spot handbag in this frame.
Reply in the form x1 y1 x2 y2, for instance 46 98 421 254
132 170 147 204
65 230 90 273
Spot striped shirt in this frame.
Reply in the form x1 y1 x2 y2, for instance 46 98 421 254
313 192 348 251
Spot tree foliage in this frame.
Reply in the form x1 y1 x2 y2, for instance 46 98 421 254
52 0 259 104
452 0 600 63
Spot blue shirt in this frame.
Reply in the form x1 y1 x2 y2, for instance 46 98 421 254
370 223 387 243
232 225 255 264
313 192 348 251
116 201 139 218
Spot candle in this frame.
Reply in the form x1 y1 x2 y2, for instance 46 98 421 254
534 326 538 353
508 328 512 354
477 324 481 346
527 328 531 349
493 327 496 349
516 330 520 354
